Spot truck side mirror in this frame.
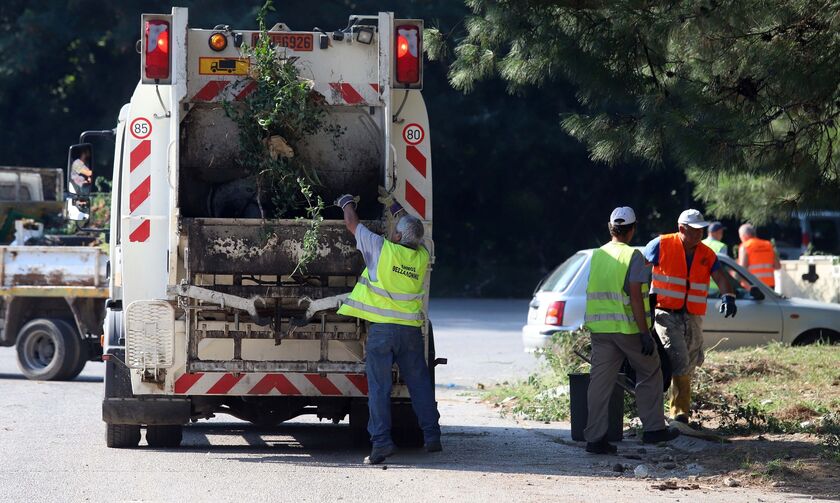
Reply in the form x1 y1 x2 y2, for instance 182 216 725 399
67 143 94 198
66 143 93 221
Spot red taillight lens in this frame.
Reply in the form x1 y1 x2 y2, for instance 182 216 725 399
395 25 420 84
802 231 810 247
544 301 565 326
144 20 170 80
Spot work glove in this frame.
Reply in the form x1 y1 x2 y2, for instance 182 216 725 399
377 186 404 217
335 194 358 209
639 331 655 356
719 293 737 318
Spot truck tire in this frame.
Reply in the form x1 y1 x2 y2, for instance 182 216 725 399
15 318 81 381
106 423 141 448
146 425 183 448
392 402 424 448
60 325 89 381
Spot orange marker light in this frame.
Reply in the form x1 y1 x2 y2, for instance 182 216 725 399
209 33 227 51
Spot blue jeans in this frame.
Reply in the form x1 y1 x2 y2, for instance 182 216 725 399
366 323 441 448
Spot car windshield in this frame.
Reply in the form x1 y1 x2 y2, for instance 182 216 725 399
538 252 587 293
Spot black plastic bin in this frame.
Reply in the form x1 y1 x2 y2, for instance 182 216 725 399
568 372 624 442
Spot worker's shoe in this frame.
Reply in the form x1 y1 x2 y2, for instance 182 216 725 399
642 426 681 444
364 444 397 465
425 440 443 453
585 438 617 455
669 375 693 419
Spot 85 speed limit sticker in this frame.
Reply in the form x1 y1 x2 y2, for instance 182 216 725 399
130 118 152 139
402 123 425 145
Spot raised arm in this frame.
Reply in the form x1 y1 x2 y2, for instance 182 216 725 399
336 194 359 235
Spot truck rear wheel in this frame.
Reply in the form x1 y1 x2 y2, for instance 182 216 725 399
146 425 183 448
106 423 141 448
15 318 81 381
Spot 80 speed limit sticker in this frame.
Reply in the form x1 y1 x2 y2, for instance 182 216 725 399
402 123 425 145
130 118 152 139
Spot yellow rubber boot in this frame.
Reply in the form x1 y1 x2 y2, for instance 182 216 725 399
669 375 692 421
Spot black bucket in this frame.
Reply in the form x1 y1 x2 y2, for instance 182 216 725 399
568 373 624 442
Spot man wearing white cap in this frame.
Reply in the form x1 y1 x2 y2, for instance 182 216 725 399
582 207 680 454
643 209 737 423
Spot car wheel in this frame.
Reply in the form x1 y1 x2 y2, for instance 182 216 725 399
792 329 840 346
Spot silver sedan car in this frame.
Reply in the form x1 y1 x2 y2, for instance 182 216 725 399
522 250 840 351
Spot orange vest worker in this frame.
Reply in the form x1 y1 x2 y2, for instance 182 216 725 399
651 233 717 315
740 238 776 287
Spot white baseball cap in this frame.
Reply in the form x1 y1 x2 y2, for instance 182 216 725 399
609 206 636 225
678 209 710 229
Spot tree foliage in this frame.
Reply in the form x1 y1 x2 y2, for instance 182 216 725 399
439 0 840 214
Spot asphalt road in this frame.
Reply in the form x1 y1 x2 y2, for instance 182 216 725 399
0 299 810 502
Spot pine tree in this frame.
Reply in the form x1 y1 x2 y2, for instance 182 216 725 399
431 0 840 218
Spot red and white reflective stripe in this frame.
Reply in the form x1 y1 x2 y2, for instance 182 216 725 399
324 82 379 106
128 138 152 242
192 79 258 102
173 372 372 396
404 145 428 219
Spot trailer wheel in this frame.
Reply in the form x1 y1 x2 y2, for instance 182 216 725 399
106 423 141 448
146 425 183 448
15 318 81 381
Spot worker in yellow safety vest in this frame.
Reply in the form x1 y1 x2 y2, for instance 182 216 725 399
738 223 781 288
583 207 680 454
334 193 441 465
701 221 728 256
644 209 738 424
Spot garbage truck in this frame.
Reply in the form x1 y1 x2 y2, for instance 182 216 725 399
65 8 439 448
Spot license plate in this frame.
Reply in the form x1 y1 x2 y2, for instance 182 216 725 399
251 32 314 51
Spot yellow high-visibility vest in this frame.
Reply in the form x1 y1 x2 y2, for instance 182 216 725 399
584 242 650 334
337 240 428 327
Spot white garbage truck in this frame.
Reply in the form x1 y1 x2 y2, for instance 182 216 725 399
65 7 440 448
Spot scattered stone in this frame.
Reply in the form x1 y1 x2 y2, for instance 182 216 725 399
760 399 773 406
500 396 516 404
650 480 699 491
799 420 813 429
723 477 740 487
382 465 388 470
634 465 650 478
612 463 625 473
662 462 677 470
771 481 784 487
623 454 642 460
660 454 674 462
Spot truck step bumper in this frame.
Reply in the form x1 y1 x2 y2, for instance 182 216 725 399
102 397 191 425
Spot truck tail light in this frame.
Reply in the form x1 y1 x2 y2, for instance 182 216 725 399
141 14 172 84
802 230 810 248
395 24 421 87
544 301 565 326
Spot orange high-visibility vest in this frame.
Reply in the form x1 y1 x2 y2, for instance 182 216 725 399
651 233 717 315
740 238 776 287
